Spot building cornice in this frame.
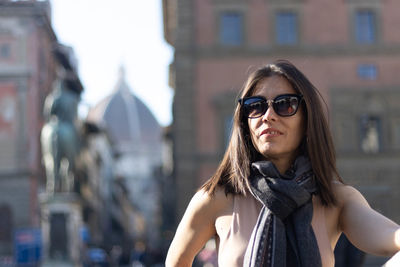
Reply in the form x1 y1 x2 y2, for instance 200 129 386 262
0 1 57 42
0 65 31 78
0 169 31 178
194 44 400 58
162 0 176 46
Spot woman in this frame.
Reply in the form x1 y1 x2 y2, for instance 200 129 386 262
166 60 400 267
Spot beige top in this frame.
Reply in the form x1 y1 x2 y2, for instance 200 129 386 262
215 193 335 267
215 194 262 266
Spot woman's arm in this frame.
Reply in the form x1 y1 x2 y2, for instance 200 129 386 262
165 188 230 267
337 185 400 257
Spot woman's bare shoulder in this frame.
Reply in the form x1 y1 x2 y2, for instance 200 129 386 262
166 187 233 266
189 187 233 217
332 182 370 208
330 181 400 256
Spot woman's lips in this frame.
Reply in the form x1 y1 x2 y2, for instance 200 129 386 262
261 128 282 137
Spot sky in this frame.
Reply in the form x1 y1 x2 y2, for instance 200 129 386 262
50 0 174 126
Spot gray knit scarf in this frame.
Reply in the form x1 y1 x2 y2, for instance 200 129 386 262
243 155 322 267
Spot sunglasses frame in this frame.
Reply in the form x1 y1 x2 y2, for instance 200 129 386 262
238 93 303 118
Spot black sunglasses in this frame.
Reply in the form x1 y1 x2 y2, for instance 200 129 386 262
238 94 303 118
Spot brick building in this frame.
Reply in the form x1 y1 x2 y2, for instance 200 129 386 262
163 0 400 263
0 0 59 257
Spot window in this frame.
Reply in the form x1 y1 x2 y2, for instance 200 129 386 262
0 43 10 59
355 10 376 44
357 64 377 80
220 12 243 46
360 115 381 153
394 121 400 149
276 11 298 45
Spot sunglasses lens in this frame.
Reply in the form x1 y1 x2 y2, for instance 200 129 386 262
241 94 301 118
243 98 267 118
274 96 299 116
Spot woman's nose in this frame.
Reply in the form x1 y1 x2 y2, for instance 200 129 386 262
262 100 277 121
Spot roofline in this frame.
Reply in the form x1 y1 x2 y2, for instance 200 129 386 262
0 0 57 42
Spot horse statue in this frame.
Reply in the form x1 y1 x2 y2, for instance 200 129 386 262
41 79 80 194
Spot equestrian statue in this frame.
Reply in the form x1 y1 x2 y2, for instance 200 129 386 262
41 79 80 194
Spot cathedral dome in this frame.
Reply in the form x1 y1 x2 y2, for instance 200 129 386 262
87 67 162 156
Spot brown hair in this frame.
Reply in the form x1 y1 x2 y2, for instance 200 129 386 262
201 59 342 206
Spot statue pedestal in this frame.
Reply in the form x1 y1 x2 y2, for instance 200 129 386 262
40 193 83 267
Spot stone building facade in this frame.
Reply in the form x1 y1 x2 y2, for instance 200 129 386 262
0 0 58 257
163 0 400 262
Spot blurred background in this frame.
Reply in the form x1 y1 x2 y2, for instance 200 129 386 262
0 0 399 266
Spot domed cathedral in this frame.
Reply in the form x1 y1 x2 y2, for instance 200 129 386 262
87 67 163 247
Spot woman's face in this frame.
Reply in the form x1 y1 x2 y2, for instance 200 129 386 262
247 75 305 168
